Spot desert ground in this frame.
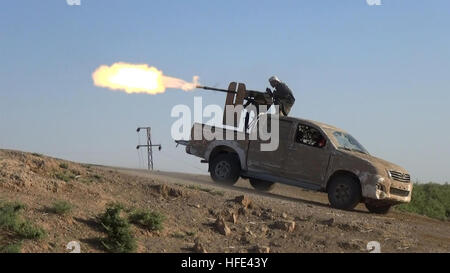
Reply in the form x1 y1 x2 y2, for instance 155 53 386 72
0 149 448 253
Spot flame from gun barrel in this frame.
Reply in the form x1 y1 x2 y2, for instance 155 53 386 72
92 62 199 94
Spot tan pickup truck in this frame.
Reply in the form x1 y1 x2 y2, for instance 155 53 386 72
177 114 412 213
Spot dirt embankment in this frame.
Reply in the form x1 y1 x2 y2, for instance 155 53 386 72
0 149 448 253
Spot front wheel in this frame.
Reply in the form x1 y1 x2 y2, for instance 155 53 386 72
327 176 361 210
209 153 240 185
249 178 275 192
365 202 392 214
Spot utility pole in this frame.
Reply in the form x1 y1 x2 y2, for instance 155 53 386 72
136 127 161 171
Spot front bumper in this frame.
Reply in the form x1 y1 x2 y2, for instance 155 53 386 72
361 174 413 204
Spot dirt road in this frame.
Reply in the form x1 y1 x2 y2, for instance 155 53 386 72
109 167 333 206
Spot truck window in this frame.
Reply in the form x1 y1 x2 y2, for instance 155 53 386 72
295 124 326 148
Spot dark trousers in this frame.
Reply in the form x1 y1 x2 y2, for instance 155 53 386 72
278 99 295 116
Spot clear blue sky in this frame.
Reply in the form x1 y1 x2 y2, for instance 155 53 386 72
0 0 449 183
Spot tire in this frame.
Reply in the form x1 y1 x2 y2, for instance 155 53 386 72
249 178 275 192
209 153 240 185
327 176 362 210
365 202 392 214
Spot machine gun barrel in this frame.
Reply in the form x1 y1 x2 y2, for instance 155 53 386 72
196 85 268 96
196 85 237 94
196 84 273 107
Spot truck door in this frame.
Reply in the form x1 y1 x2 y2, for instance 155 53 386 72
284 123 331 186
246 118 293 174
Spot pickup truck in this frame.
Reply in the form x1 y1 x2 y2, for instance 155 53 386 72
177 114 412 213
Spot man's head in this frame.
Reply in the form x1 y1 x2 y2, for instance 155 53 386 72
268 75 281 87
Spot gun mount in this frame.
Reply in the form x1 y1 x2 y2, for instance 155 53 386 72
196 82 273 128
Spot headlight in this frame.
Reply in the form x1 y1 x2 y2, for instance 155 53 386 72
375 174 385 184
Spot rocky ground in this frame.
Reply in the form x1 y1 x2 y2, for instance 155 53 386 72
0 149 448 253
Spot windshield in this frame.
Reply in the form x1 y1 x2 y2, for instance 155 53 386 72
331 131 369 154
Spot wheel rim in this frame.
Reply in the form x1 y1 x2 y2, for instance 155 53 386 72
215 161 231 179
334 183 351 203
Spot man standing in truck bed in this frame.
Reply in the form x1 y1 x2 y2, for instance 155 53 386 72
267 76 296 116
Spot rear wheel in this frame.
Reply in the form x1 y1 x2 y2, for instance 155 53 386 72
209 153 240 185
249 178 275 192
327 176 361 210
365 202 392 214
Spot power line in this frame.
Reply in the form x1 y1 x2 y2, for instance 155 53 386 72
136 127 161 171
